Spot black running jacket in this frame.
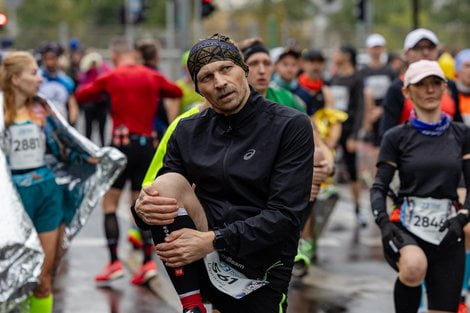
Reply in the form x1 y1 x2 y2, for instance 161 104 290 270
138 90 313 291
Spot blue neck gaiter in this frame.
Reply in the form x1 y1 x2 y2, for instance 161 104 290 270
409 110 451 136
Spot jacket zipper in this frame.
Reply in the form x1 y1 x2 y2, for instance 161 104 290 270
222 125 233 196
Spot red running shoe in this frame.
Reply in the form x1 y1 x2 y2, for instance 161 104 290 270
131 260 157 285
95 260 124 282
458 301 469 313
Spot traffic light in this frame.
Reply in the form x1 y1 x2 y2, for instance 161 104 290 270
0 13 8 28
201 0 216 19
355 0 366 23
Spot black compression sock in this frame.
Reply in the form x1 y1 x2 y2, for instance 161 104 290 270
394 278 422 313
104 212 120 262
150 214 201 295
141 230 154 264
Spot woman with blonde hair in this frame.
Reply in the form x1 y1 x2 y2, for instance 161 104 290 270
1 51 62 313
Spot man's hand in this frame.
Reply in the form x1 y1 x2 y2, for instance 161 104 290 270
310 183 320 202
155 228 215 267
134 185 179 225
310 149 330 201
313 159 329 185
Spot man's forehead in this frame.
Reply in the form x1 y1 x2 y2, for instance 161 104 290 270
198 60 235 76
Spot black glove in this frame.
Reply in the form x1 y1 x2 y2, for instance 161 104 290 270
439 213 468 248
376 212 405 255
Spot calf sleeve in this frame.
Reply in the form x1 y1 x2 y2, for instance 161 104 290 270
150 209 201 295
104 212 119 262
394 278 421 313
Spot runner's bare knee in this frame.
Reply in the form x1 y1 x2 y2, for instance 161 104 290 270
154 173 208 231
398 246 427 286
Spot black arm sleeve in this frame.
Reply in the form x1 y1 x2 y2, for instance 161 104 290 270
219 115 314 257
370 162 396 220
379 79 404 143
370 127 400 222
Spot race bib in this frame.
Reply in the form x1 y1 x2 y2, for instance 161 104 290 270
203 252 269 299
8 123 46 170
365 75 391 100
330 85 350 112
400 197 456 245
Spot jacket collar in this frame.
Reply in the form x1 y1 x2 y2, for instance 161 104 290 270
213 88 263 132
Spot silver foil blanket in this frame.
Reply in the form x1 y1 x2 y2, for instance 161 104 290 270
0 95 126 310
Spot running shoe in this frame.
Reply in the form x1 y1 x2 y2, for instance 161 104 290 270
356 211 368 228
95 260 124 282
293 239 315 277
458 301 469 313
128 226 143 249
131 260 157 285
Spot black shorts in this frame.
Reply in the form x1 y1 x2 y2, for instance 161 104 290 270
339 132 357 181
111 137 155 191
383 223 465 312
200 268 288 313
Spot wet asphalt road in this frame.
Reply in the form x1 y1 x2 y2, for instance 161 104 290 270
52 184 397 313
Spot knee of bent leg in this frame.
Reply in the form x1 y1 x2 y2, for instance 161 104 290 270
153 173 192 200
398 245 427 286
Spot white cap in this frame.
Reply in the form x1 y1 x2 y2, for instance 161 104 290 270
79 52 103 72
366 34 386 48
403 28 439 51
269 47 285 64
269 47 301 63
403 60 446 87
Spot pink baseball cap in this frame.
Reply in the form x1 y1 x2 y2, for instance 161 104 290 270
404 60 446 87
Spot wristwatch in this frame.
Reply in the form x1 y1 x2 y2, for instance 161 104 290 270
213 230 227 252
459 209 470 222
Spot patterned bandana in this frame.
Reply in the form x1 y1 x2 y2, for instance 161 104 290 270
187 34 249 92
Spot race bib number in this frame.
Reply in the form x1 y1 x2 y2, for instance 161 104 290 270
204 252 269 299
330 85 350 112
365 75 391 100
8 123 46 170
401 197 456 245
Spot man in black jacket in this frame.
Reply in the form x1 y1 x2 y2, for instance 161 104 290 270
132 34 313 313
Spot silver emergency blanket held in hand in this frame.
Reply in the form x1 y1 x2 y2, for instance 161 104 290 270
0 95 126 310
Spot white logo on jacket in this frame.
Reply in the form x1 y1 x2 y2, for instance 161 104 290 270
243 149 256 160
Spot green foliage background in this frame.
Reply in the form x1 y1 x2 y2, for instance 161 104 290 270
6 0 470 50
